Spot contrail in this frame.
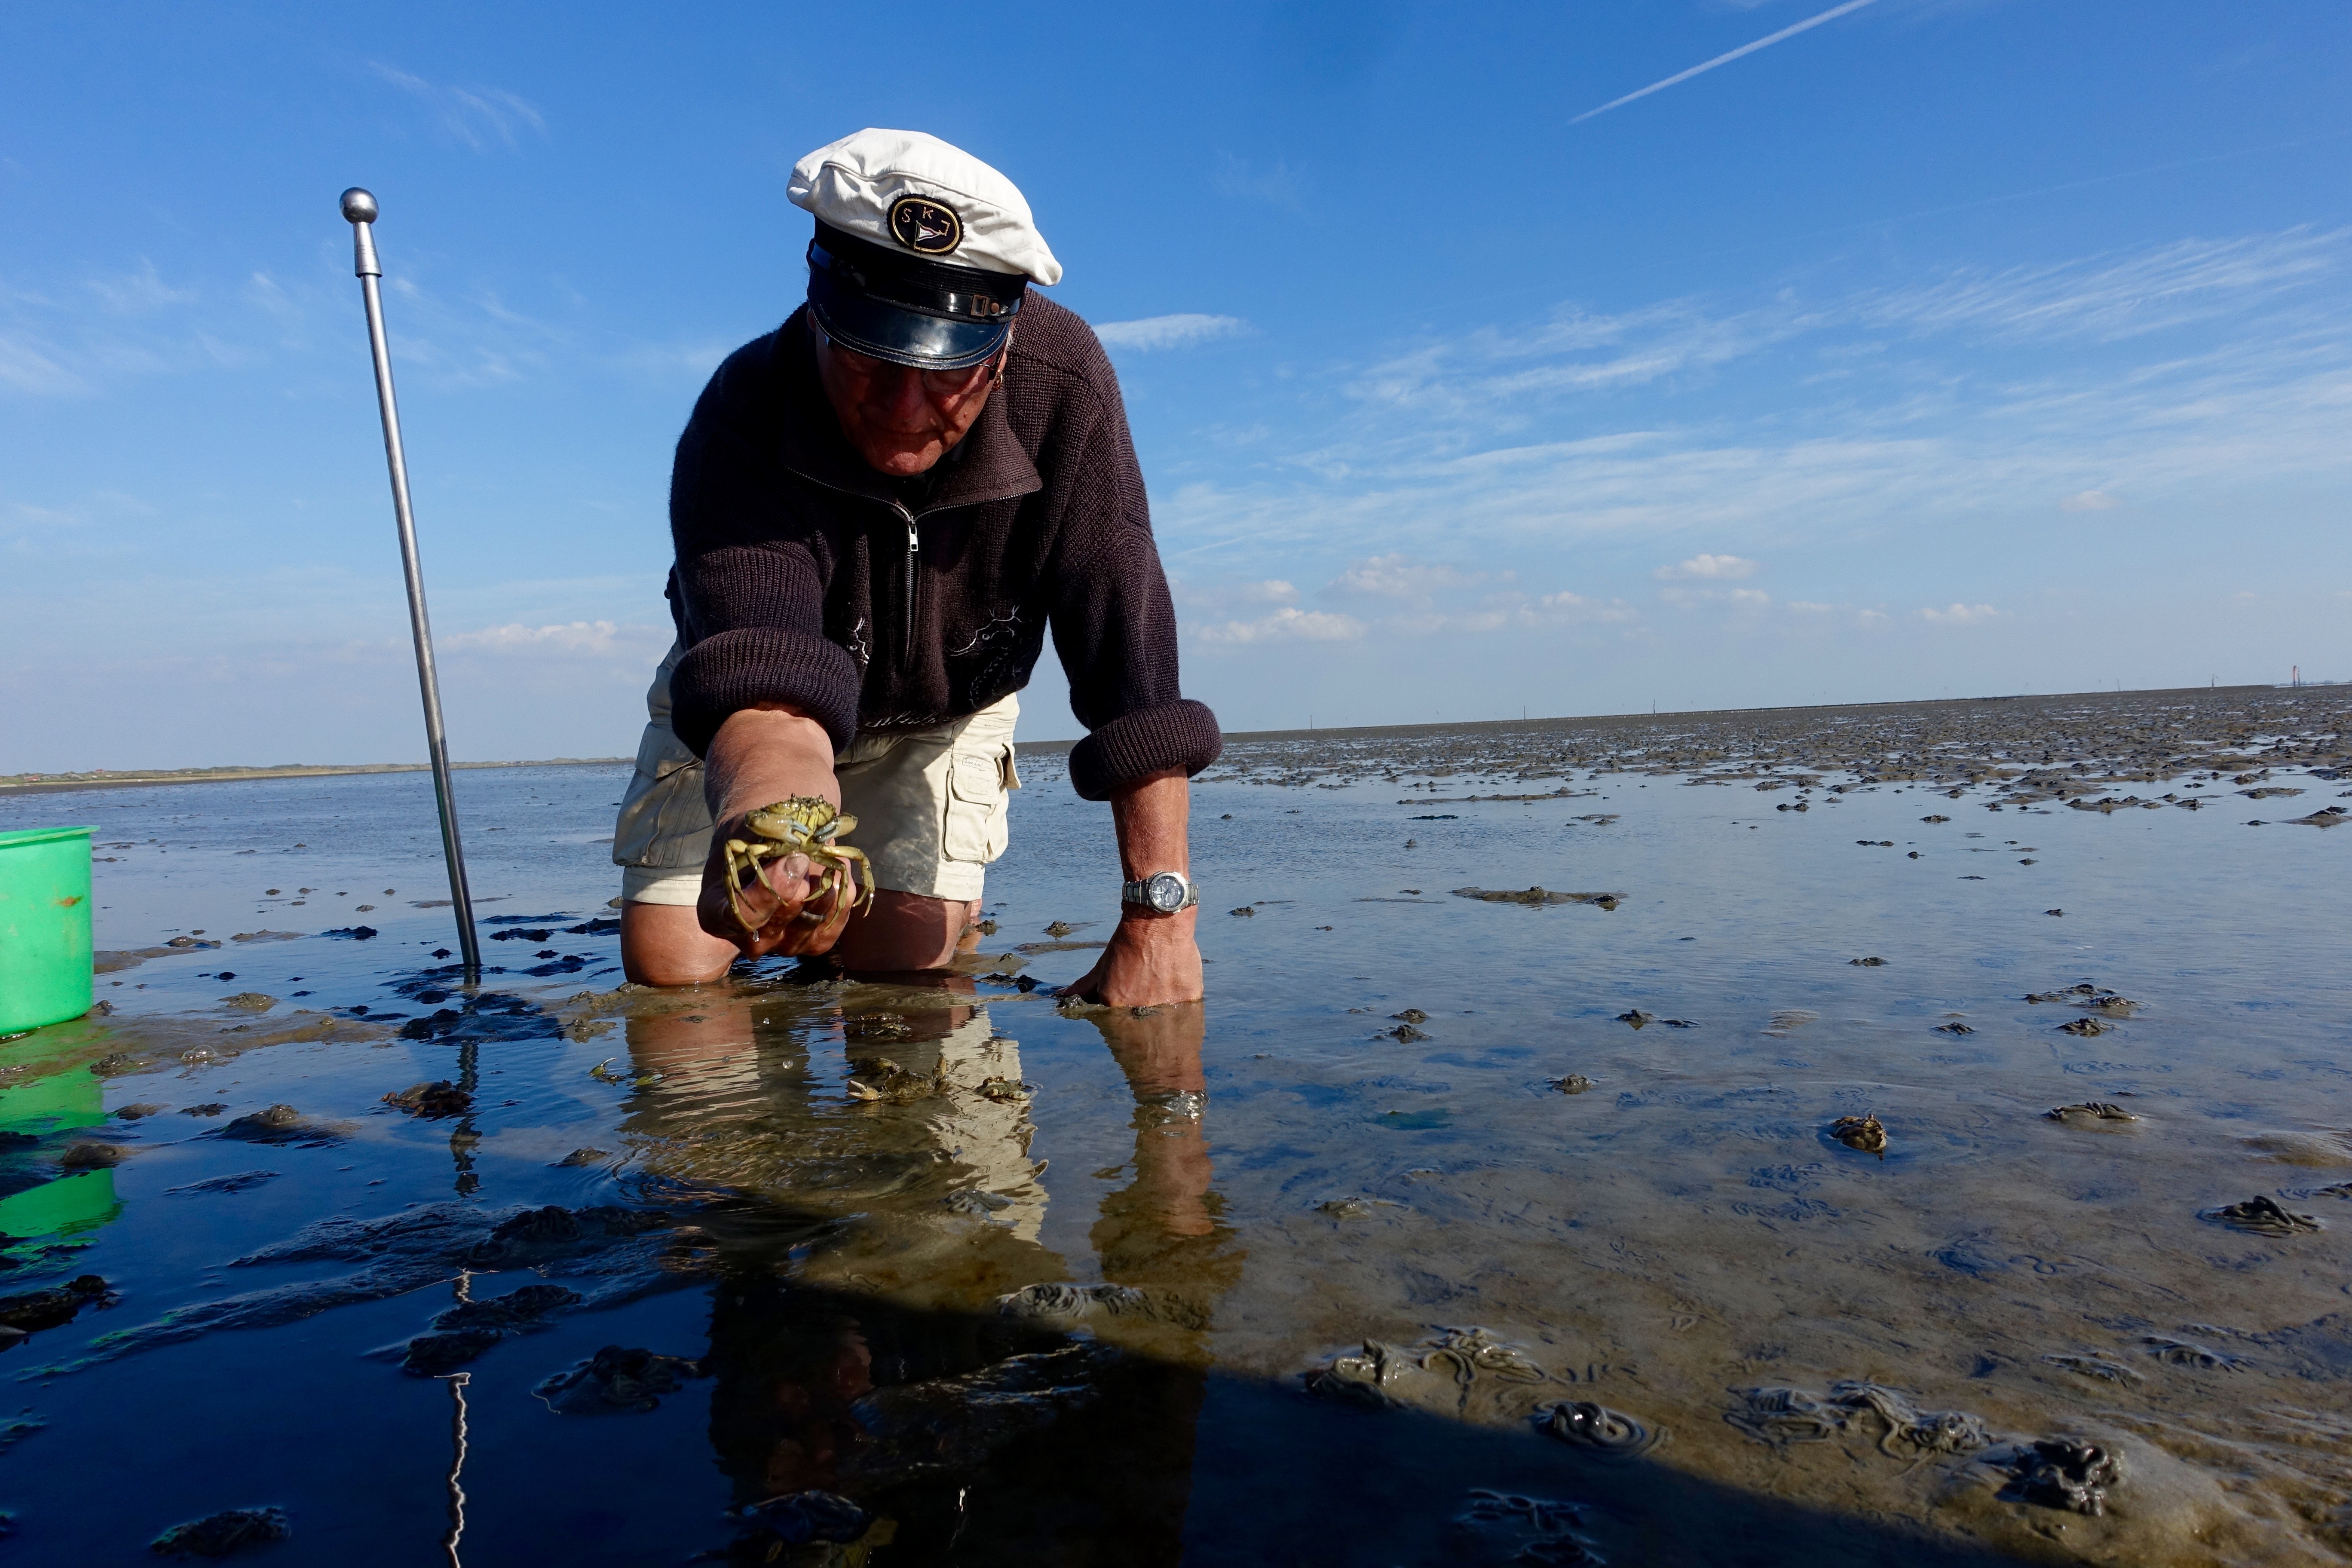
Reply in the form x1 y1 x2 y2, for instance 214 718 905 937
1571 0 1881 125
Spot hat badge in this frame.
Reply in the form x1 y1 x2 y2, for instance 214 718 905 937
887 195 963 256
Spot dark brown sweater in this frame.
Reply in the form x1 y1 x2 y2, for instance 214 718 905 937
665 297 1221 801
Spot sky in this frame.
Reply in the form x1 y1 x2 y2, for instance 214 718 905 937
3 0 2348 770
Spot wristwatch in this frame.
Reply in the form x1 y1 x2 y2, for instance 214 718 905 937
1121 870 1198 915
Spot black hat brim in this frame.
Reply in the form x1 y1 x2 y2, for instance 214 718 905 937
807 267 1010 371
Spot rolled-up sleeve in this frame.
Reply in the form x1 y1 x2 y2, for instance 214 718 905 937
1050 405 1223 801
665 346 861 756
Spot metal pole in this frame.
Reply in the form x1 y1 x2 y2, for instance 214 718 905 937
340 187 481 978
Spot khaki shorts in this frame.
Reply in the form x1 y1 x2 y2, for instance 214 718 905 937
612 643 1020 906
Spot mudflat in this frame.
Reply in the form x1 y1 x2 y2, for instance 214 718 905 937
0 682 2346 1563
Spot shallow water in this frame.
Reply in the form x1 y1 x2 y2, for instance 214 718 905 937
3 687 2349 1565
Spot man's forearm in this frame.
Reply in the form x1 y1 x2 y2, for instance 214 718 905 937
704 704 837 821
1108 767 1191 883
1056 769 1204 1004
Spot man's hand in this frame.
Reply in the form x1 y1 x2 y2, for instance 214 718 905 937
1063 910 1202 1007
694 812 856 958
694 704 849 960
1057 766 1203 1007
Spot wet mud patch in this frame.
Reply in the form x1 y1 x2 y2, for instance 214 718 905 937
1452 886 1622 910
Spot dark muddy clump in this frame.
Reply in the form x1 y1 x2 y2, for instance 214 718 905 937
60 1141 127 1170
2141 1335 2250 1371
401 1328 504 1376
1989 1438 2121 1516
2047 1102 2138 1123
725 1491 871 1556
1831 1115 1888 1155
1616 1010 1655 1029
1452 886 1622 910
1305 1328 1550 1422
1727 1381 1989 1456
434 1283 582 1335
401 1283 583 1374
215 1105 347 1147
1828 1380 1991 1456
1724 1386 1841 1446
165 1171 280 1197
382 1081 470 1118
2040 1353 2143 1385
0 1275 112 1336
2200 1194 2322 1236
149 1505 290 1558
1535 1399 1661 1458
1849 956 1888 967
535 1344 703 1414
1550 1074 1596 1094
2056 1017 2111 1037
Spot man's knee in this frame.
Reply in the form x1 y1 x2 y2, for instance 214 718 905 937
619 900 738 986
834 891 975 972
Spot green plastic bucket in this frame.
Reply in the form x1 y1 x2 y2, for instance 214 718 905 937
0 826 95 1034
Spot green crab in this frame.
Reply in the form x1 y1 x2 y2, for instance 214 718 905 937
722 796 876 935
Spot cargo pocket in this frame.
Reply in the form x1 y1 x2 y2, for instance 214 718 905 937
943 746 1012 864
612 728 712 870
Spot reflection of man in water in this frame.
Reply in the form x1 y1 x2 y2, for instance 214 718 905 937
627 996 1238 1557
610 127 1218 1007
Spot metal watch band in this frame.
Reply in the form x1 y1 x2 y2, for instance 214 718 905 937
1121 872 1198 913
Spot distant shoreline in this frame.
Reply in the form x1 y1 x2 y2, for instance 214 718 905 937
0 758 631 797
0 682 2303 796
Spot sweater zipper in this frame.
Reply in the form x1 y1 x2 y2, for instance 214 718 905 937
896 503 919 666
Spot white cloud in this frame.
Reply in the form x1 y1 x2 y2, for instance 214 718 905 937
1860 229 2344 343
1326 552 1491 600
1536 590 1641 624
1169 576 1296 609
1789 600 1837 613
371 64 547 153
1148 227 2352 593
2060 490 2120 511
85 261 196 316
1918 603 2002 626
0 333 85 396
1092 314 1250 352
1656 552 1760 580
1660 585 1770 612
1191 606 1365 644
442 620 668 656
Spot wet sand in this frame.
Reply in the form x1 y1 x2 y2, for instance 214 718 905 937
0 683 2347 1563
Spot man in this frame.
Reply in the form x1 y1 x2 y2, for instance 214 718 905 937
612 129 1219 1006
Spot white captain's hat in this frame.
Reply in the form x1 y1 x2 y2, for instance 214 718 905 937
787 129 1061 370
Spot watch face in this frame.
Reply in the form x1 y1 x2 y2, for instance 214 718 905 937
1146 873 1187 913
